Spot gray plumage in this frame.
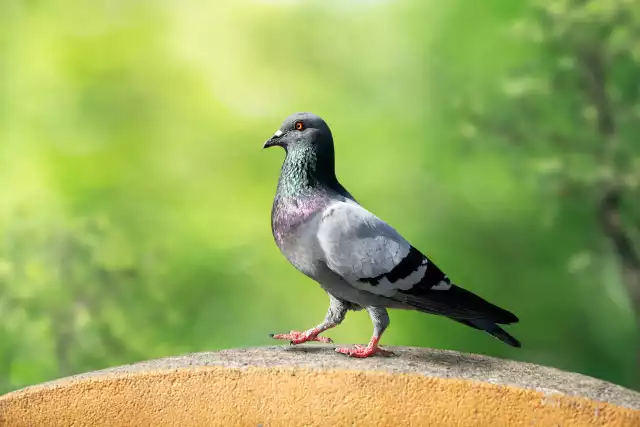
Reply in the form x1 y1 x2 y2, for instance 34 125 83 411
264 112 520 356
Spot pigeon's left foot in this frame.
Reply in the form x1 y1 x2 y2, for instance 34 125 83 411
269 329 333 345
335 336 394 358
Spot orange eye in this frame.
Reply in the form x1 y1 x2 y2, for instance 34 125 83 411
294 121 304 131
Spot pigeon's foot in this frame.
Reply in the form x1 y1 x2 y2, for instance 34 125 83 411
269 329 333 345
335 336 394 358
335 344 394 358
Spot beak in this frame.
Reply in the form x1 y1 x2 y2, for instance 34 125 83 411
263 129 284 149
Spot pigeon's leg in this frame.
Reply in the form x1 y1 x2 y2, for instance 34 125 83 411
335 307 394 358
270 294 347 345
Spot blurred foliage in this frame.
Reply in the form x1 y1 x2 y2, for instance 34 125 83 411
447 0 640 385
0 0 638 394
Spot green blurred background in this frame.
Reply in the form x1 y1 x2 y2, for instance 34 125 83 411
1 0 639 393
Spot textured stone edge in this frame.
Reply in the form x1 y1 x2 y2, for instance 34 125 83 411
3 346 639 410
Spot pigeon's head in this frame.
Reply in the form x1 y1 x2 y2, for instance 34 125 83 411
263 112 333 154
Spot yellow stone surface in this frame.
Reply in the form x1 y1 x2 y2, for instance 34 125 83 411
1 347 639 427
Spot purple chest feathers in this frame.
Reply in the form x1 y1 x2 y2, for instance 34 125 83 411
271 196 329 247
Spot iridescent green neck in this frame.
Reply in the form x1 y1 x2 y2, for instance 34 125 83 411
277 145 336 198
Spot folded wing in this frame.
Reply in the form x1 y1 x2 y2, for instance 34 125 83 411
316 201 518 324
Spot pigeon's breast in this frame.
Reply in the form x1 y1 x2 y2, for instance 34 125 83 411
271 195 331 274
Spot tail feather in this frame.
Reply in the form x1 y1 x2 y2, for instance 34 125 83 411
398 284 519 324
454 318 521 348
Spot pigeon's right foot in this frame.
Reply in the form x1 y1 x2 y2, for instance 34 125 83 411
269 329 333 345
334 336 394 358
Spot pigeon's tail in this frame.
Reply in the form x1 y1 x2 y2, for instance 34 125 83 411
394 283 521 347
397 284 519 325
453 319 521 348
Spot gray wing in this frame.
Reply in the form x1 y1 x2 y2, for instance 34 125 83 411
316 201 443 297
315 201 519 327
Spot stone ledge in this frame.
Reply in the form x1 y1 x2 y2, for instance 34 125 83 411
1 346 639 426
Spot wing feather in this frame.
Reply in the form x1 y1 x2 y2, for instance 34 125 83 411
317 201 426 297
316 201 519 325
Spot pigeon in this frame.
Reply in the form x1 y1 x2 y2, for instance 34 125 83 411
263 112 520 358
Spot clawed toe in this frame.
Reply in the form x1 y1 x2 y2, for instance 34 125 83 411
270 330 333 345
334 344 394 358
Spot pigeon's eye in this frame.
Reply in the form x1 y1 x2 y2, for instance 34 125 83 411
294 121 304 131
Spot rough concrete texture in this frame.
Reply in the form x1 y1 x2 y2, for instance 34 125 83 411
1 346 639 426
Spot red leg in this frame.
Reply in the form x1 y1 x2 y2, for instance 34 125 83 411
271 297 348 345
270 327 333 345
335 336 394 358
